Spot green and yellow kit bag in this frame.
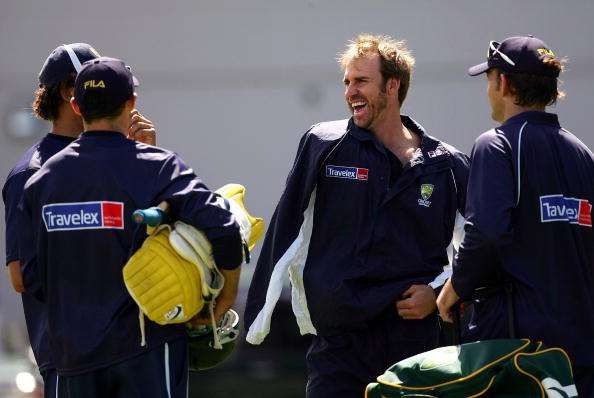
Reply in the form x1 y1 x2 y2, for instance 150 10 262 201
366 339 577 397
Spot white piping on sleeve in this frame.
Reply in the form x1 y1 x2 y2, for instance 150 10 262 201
429 210 466 289
449 168 458 195
288 190 317 336
450 210 466 257
516 121 528 206
246 189 317 344
428 266 451 290
164 342 171 398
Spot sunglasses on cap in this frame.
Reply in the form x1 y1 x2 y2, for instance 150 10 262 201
61 44 84 73
488 41 516 67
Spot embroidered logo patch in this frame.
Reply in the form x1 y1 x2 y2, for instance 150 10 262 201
325 165 368 181
540 194 592 227
418 184 434 207
427 145 448 158
42 201 125 232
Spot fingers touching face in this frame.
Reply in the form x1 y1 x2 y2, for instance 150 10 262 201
128 109 156 145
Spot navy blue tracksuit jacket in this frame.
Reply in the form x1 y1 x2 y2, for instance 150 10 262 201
19 131 243 375
452 111 594 366
3 133 75 373
245 116 469 340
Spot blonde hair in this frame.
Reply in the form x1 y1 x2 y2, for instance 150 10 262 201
339 34 415 104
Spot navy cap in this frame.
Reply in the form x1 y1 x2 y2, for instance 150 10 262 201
468 36 560 77
38 43 101 86
74 57 139 113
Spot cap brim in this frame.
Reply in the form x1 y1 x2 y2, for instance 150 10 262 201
468 62 489 76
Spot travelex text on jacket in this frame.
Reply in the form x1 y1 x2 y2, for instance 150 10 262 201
245 116 470 343
18 131 244 375
452 111 594 366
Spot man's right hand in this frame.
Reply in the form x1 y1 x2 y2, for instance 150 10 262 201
188 266 241 327
396 284 436 319
128 109 156 145
7 261 25 293
213 267 241 321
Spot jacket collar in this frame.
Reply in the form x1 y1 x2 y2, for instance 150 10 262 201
347 115 450 167
501 111 560 129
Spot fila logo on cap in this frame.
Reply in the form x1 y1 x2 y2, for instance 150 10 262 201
43 201 124 232
83 80 105 89
536 48 555 57
325 165 368 181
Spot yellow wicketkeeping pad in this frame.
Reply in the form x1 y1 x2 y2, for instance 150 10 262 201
123 225 204 325
123 183 265 326
215 183 265 251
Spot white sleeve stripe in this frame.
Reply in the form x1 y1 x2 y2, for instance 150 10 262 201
449 168 458 196
246 189 317 345
164 342 171 398
429 268 452 289
288 189 317 336
516 121 528 206
430 211 466 289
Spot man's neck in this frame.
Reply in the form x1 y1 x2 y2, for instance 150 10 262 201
371 109 420 162
83 119 126 134
51 105 83 138
371 108 403 145
51 120 82 138
503 103 546 123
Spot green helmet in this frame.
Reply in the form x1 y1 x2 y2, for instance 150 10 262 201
187 309 240 371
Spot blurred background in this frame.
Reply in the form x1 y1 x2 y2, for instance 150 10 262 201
0 0 593 396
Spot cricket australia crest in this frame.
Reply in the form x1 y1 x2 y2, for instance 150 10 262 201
418 184 434 207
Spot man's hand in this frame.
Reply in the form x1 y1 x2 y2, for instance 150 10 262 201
212 267 241 321
436 278 460 323
188 267 241 327
7 261 25 293
396 284 436 319
128 109 156 145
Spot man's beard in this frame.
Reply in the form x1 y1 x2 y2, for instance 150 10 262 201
360 90 388 130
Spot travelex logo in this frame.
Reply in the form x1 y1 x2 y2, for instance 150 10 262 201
540 195 592 227
325 165 368 181
43 201 124 232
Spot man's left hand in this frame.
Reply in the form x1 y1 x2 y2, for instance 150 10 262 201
396 284 436 319
128 109 156 145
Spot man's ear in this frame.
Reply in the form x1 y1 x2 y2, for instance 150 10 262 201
386 77 400 97
70 98 82 117
126 93 137 111
499 73 513 97
60 83 74 102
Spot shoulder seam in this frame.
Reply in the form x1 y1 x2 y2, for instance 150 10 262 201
5 167 37 183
